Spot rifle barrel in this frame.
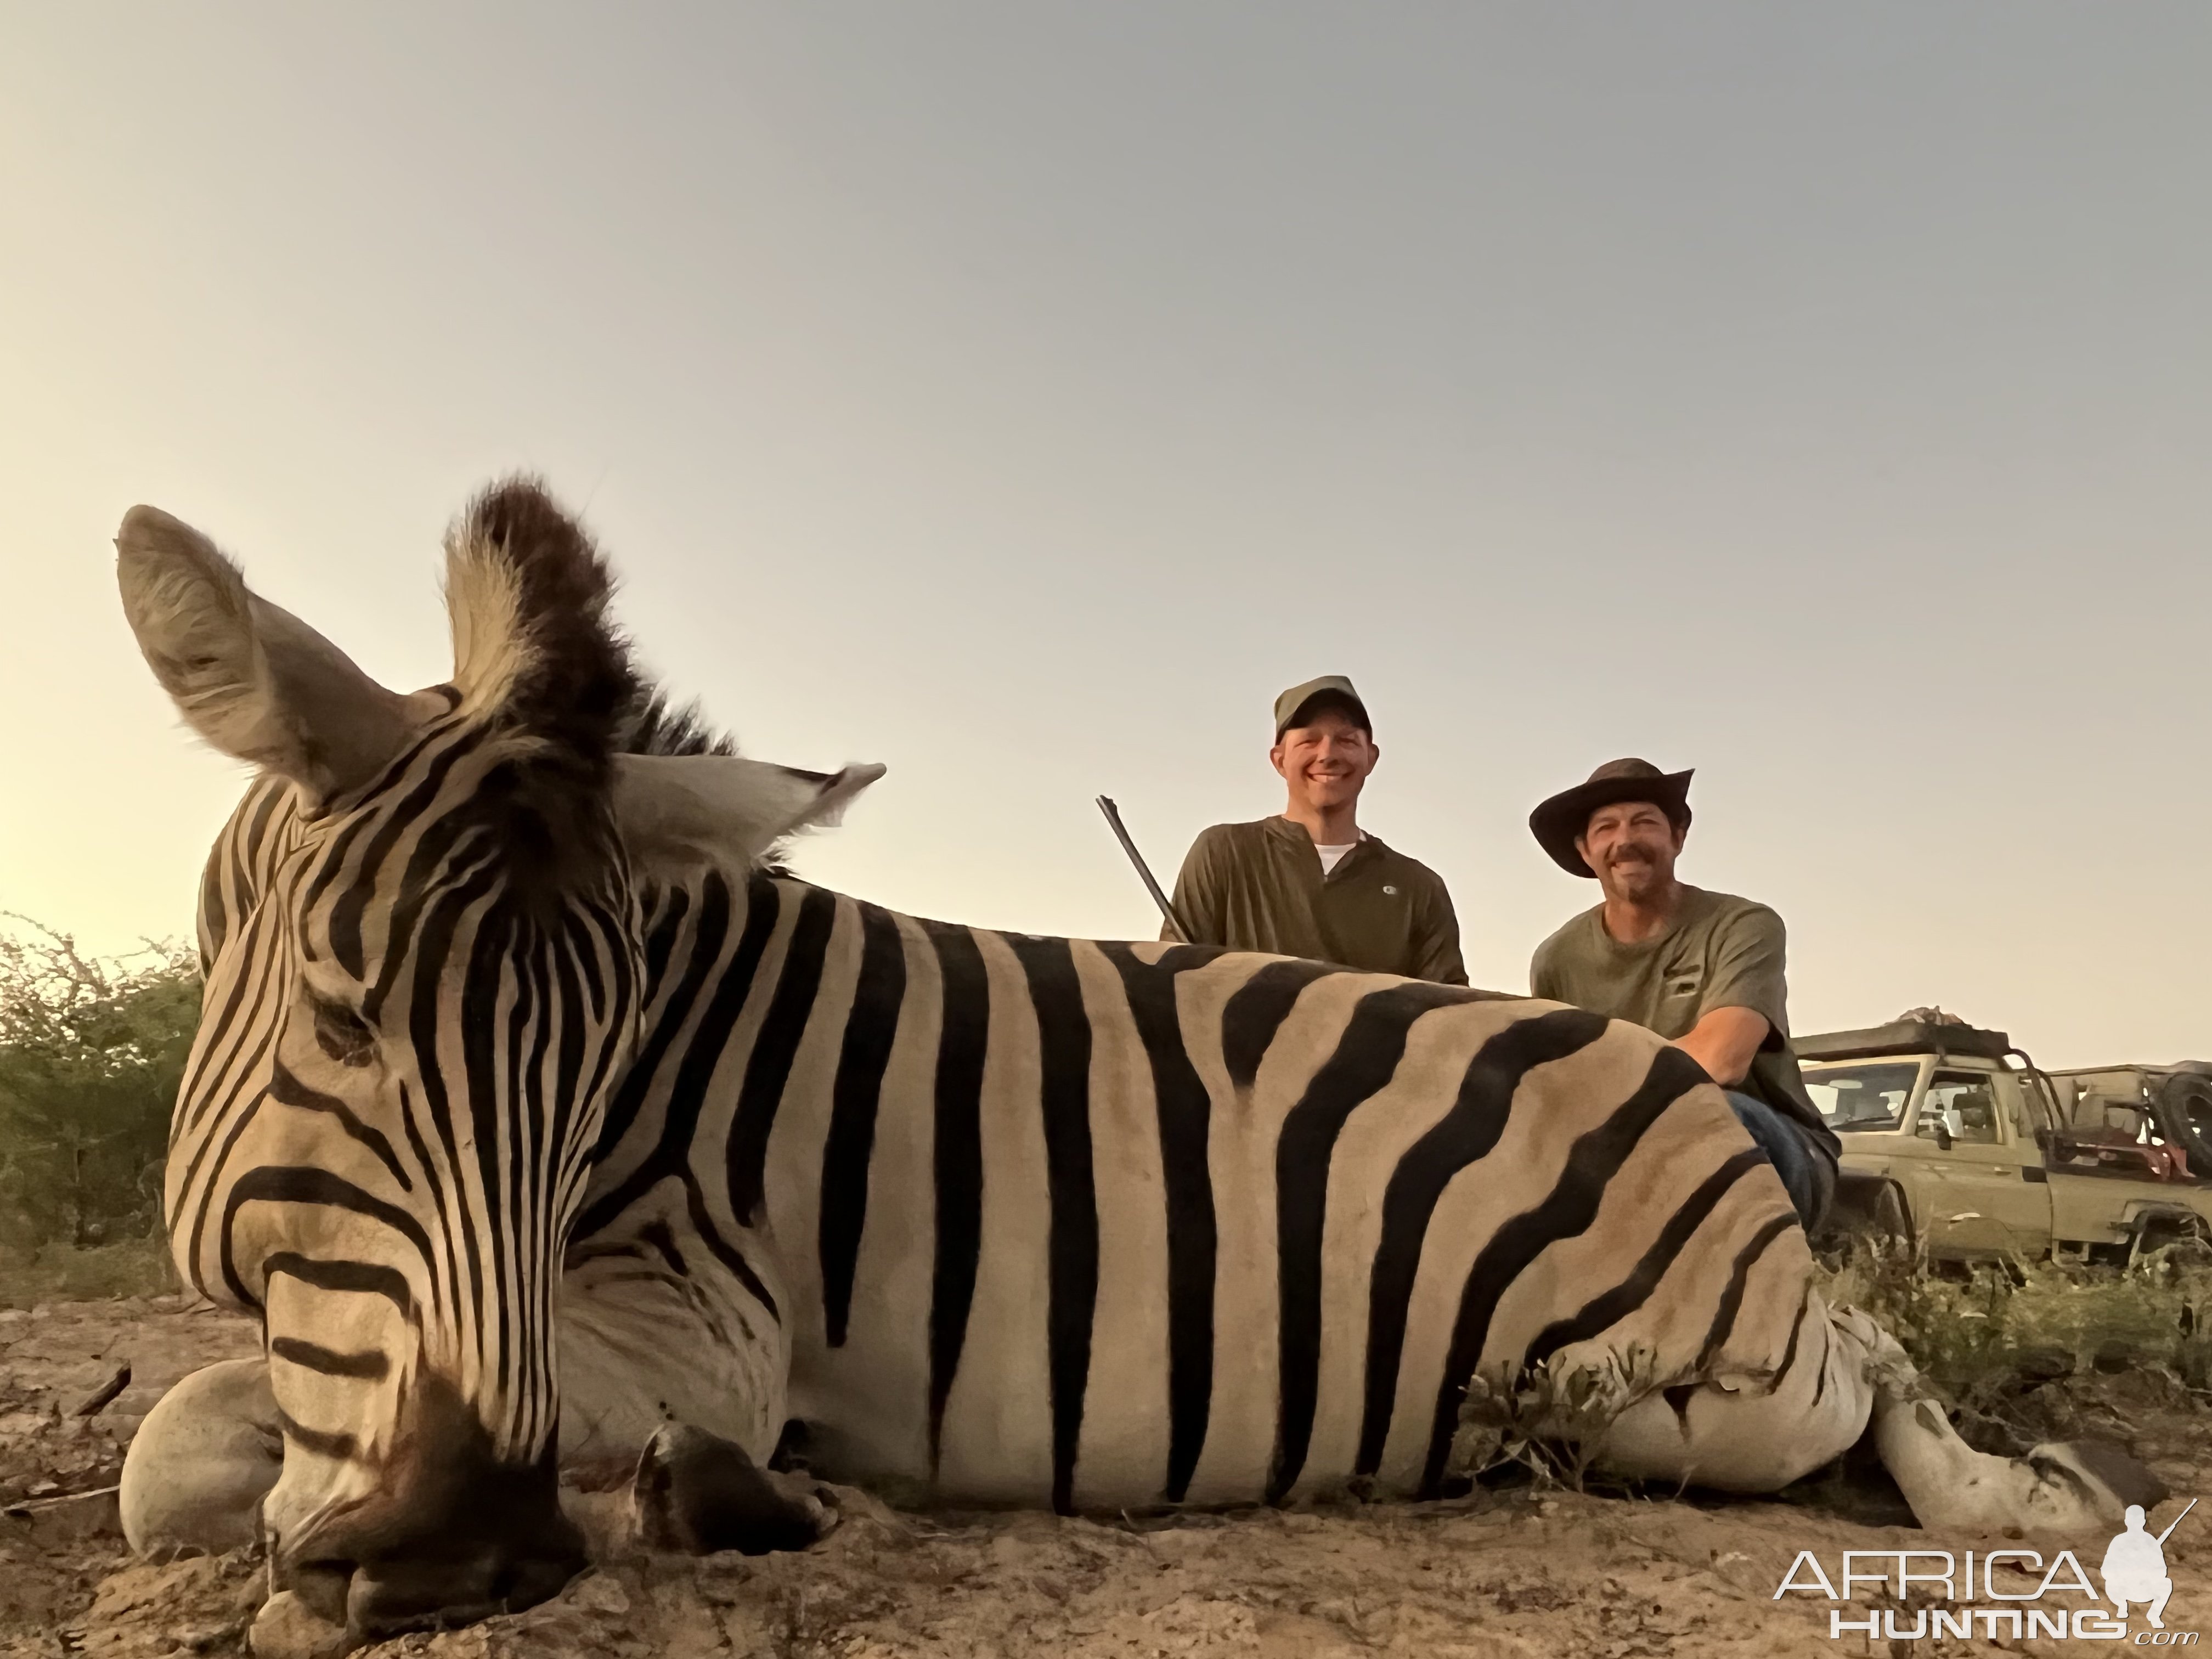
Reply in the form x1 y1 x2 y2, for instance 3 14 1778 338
2157 1497 2197 1545
1095 796 1193 944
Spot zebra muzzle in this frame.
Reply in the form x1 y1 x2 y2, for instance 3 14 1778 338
274 1375 586 1639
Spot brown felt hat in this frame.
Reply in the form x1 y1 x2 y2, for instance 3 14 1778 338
1529 758 1694 878
1272 675 1371 738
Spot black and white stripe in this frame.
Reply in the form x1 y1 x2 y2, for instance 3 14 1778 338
556 867 1803 1512
173 711 640 1469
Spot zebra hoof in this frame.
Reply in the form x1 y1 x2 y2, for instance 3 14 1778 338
2035 1438 2169 1522
633 1424 837 1556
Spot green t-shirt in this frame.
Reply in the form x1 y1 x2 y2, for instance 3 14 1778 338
1165 816 1467 985
1528 886 1839 1159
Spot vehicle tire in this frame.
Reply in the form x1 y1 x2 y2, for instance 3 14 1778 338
1815 1171 1912 1255
1863 1180 1911 1245
2131 1213 2212 1272
2153 1072 2212 1178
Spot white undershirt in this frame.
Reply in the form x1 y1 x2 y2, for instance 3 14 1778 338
1316 840 1360 876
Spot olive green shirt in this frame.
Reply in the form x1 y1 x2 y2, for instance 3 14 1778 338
1529 885 1840 1158
1164 817 1467 984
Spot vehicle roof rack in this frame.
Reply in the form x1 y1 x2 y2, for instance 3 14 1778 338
1795 1021 2013 1063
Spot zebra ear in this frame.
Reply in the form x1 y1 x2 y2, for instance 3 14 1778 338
612 754 885 871
115 506 423 803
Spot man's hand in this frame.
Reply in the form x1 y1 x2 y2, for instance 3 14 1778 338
1673 1006 1770 1088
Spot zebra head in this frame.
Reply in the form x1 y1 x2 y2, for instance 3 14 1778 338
115 479 874 1633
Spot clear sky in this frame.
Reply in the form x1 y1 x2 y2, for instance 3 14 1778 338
2 5 2205 1068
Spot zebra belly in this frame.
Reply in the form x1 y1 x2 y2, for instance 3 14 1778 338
781 1077 1810 1510
748 925 1810 1513
787 1341 1444 1510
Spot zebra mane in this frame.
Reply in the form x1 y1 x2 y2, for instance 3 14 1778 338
446 478 746 770
444 478 810 879
443 477 634 781
617 688 737 759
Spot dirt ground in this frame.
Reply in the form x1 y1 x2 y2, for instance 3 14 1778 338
4 1295 2209 1658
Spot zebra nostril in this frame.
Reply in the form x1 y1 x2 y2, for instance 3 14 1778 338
343 1545 583 1638
279 1375 586 1637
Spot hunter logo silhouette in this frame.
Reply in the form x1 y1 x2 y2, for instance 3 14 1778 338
2103 1498 2193 1628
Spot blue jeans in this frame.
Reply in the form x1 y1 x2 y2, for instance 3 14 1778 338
1726 1091 1835 1230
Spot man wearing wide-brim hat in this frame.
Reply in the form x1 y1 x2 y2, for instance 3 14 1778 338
1527 759 1838 1226
1163 676 1465 984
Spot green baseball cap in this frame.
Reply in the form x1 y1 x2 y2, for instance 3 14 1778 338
1273 675 1371 737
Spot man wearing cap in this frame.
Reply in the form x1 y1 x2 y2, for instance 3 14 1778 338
1527 759 1838 1227
1163 677 1466 984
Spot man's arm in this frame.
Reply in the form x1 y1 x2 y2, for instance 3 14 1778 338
1529 947 1557 1002
1408 877 1468 986
1528 927 1568 1002
1677 905 1791 1086
1164 829 1228 946
1673 1006 1770 1087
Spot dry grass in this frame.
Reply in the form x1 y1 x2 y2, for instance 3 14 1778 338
1825 1242 2212 1386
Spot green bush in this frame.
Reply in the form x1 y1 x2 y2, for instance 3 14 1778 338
1822 1240 2212 1425
0 917 200 1253
0 1235 178 1308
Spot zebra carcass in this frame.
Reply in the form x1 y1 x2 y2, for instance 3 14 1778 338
109 480 2155 1646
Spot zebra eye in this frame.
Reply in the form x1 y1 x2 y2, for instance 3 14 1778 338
311 994 376 1068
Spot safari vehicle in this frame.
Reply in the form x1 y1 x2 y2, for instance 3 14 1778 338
1799 1019 2212 1265
2045 1061 2212 1180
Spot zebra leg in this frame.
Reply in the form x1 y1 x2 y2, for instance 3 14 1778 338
119 1359 284 1560
1854 1315 2166 1532
1590 1298 1876 1494
1594 1299 2161 1531
631 1423 834 1555
556 1238 838 1556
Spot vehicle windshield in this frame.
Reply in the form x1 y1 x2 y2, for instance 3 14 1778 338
1802 1061 1920 1131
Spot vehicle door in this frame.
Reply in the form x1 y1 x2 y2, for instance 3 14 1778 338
1906 1067 2051 1258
